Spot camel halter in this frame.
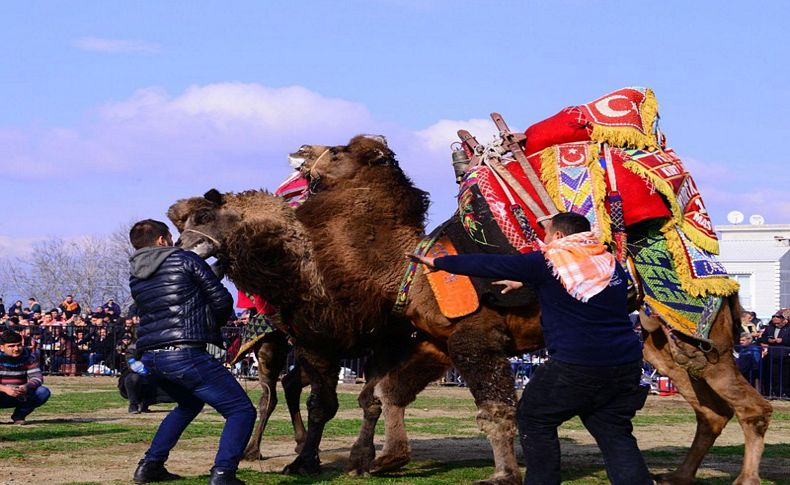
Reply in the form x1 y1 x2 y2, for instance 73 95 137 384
181 228 222 248
306 148 331 180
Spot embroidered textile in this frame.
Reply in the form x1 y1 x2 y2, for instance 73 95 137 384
621 147 719 254
539 142 611 243
629 229 724 341
425 237 479 318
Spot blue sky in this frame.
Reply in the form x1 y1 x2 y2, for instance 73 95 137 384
2 1 789 257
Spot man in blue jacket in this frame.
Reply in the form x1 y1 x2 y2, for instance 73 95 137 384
410 212 650 485
129 219 255 485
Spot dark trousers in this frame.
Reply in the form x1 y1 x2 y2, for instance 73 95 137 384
518 359 651 485
141 348 256 471
0 385 51 420
125 372 154 407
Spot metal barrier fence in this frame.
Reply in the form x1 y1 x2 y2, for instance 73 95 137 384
17 323 789 400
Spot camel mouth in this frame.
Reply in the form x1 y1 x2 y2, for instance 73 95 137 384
185 240 217 259
288 154 306 170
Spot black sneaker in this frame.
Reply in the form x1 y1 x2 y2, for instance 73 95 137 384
133 459 182 483
208 468 245 485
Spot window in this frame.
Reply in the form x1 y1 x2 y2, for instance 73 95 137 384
730 273 753 311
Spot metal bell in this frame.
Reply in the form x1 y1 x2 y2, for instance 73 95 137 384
450 143 470 183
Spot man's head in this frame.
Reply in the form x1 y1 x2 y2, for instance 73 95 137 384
129 219 173 250
0 330 24 357
28 297 36 304
739 332 753 345
65 295 73 303
772 313 788 327
540 212 591 244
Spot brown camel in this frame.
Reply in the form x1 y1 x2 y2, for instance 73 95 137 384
169 135 771 485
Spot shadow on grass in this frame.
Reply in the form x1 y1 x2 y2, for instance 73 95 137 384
0 419 130 442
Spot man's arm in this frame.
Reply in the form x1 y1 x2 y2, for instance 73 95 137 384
410 252 548 286
185 252 234 324
23 356 43 392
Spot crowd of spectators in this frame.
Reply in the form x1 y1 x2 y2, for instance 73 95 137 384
0 294 136 374
736 309 790 399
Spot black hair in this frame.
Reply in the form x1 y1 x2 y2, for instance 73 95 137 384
129 219 171 250
550 212 591 235
0 329 23 344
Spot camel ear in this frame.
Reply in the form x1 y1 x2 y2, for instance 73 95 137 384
204 189 224 206
349 135 394 166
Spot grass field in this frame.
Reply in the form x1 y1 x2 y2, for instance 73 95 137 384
0 377 788 484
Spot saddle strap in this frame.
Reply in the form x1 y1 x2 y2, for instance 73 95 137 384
392 224 448 315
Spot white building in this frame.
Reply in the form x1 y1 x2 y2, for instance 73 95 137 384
716 223 790 319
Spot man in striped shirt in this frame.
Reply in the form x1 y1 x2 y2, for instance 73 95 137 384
0 329 50 424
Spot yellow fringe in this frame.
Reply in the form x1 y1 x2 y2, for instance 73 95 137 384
662 223 740 297
585 143 612 244
588 88 660 150
644 296 698 336
538 146 565 211
680 221 720 255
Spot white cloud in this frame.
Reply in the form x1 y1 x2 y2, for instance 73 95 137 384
73 37 161 54
416 118 499 153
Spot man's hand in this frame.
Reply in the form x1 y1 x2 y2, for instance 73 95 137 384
493 280 523 294
0 385 23 397
405 253 436 271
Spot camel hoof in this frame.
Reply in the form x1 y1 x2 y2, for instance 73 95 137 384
294 441 306 454
732 475 761 485
346 444 375 475
473 476 520 485
282 453 321 476
370 453 410 474
242 447 262 461
653 472 693 485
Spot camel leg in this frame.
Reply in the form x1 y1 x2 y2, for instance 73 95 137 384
643 303 772 485
447 324 521 485
282 348 339 476
346 372 383 476
371 340 451 474
282 361 309 453
243 331 289 460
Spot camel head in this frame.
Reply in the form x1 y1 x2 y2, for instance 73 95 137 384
288 134 393 187
167 188 241 259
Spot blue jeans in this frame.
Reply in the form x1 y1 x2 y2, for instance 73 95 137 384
141 348 256 471
518 359 651 485
0 385 51 420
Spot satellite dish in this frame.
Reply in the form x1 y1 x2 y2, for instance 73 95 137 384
749 214 765 225
727 211 744 224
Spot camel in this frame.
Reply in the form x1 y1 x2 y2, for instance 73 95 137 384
169 135 771 485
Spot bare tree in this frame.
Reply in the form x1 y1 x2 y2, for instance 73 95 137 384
3 224 134 312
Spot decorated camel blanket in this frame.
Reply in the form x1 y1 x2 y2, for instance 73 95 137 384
441 87 737 340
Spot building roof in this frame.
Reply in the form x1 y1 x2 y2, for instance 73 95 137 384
717 240 790 262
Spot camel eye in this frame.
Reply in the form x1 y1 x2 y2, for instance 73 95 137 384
194 210 215 225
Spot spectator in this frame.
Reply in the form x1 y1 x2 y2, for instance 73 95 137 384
104 299 122 322
119 344 174 414
84 326 115 370
758 312 790 398
735 333 762 387
0 329 50 424
740 311 760 338
59 295 81 319
0 298 5 317
27 298 42 316
51 334 80 373
8 300 24 318
49 308 63 323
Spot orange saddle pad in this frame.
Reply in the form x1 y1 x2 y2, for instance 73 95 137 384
425 236 479 318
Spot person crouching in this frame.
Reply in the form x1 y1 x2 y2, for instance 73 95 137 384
128 219 255 485
0 329 51 424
